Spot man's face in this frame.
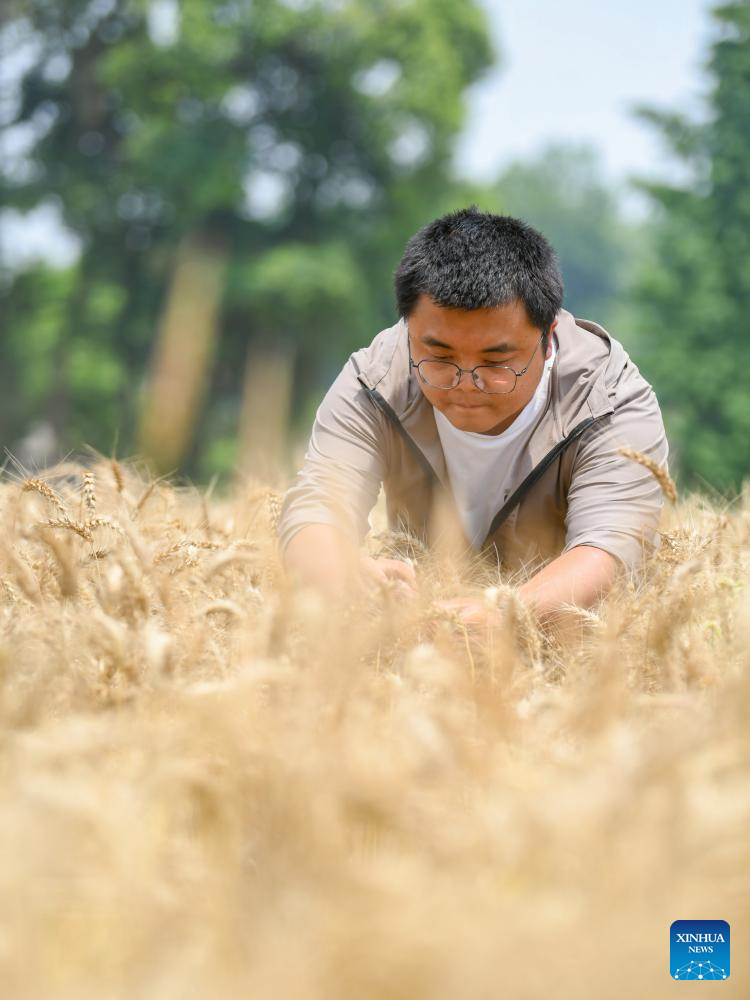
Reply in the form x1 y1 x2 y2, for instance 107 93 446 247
407 295 557 436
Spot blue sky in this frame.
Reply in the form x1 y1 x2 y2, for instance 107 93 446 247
455 0 716 213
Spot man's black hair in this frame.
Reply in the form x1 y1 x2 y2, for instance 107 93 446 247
393 206 564 344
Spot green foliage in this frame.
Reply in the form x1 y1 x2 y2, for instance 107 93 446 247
1 0 494 474
227 240 372 345
630 0 750 493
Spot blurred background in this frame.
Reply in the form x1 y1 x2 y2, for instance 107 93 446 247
0 0 747 496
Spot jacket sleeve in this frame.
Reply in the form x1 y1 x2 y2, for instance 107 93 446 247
277 354 389 556
562 373 670 575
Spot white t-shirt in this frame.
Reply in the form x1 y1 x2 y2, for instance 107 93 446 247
434 334 558 546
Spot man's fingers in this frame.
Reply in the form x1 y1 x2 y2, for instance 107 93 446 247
378 557 417 588
359 556 418 597
362 562 389 587
430 596 503 628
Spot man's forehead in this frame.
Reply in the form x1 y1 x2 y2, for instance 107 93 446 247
409 297 533 341
419 330 520 354
407 313 530 353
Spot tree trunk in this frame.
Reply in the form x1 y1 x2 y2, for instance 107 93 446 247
138 233 227 474
236 338 295 488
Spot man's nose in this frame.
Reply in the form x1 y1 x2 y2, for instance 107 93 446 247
456 368 479 389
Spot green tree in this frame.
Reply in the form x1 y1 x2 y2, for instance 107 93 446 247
1 0 494 476
630 0 750 493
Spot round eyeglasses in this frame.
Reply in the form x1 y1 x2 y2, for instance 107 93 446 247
406 324 547 395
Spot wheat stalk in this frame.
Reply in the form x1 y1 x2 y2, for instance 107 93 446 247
2 457 747 1000
111 460 125 493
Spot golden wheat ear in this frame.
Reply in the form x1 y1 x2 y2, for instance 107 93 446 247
21 478 70 519
618 446 677 502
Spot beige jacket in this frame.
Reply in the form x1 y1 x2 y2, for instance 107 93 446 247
278 309 670 576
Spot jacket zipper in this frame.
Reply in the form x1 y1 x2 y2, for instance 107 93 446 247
483 415 600 543
363 386 443 487
364 383 603 548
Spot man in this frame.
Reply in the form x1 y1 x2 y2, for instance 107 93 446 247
278 207 669 627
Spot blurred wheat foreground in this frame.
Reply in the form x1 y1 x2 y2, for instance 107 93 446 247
0 460 748 999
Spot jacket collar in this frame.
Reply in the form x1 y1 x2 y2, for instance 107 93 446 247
356 308 619 489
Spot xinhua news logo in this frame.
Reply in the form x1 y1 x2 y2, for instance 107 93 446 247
671 920 730 980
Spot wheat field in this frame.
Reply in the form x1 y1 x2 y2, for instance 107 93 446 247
0 459 747 998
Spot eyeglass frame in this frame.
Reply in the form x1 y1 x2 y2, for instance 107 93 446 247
405 319 548 395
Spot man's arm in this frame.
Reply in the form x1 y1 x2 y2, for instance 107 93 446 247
283 524 356 598
432 543 620 631
516 543 620 624
561 372 669 573
519 366 668 630
277 348 388 567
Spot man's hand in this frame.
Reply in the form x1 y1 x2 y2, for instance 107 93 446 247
285 528 618 626
431 595 504 629
283 523 418 601
359 554 418 597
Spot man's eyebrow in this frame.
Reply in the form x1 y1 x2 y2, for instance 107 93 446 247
421 334 517 354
